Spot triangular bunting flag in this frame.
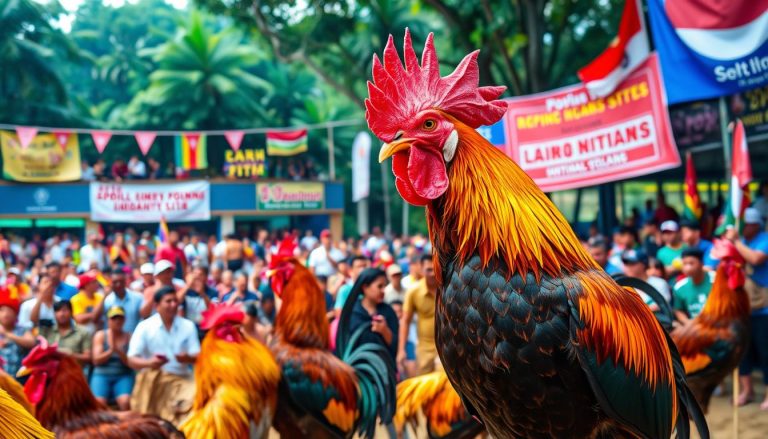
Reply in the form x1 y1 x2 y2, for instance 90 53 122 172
91 131 112 154
135 131 157 156
224 130 245 152
53 131 70 152
15 127 38 149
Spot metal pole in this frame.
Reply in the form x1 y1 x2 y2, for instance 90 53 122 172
327 126 336 181
380 162 392 236
402 200 409 237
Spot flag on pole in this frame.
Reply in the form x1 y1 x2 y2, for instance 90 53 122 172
156 216 169 246
266 129 308 156
683 151 702 221
718 120 753 234
175 133 208 170
577 0 650 98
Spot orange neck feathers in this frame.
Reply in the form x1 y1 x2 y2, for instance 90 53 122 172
275 261 330 349
428 118 597 280
37 356 105 429
696 264 750 324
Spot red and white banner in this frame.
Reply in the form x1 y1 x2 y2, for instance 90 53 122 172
504 54 680 192
89 181 210 222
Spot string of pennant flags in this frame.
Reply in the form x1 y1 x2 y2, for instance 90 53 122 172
0 119 364 156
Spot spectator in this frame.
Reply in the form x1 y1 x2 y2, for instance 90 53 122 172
100 269 144 334
384 264 406 304
0 299 34 377
304 157 319 179
752 180 768 222
401 254 423 290
608 226 639 270
127 286 198 424
147 158 164 180
647 257 667 280
131 262 155 294
81 161 96 181
621 249 671 312
308 229 344 277
259 291 276 325
184 234 209 268
641 220 662 258
221 271 259 306
109 233 134 266
341 268 399 360
652 192 680 225
91 306 134 410
333 256 370 317
672 249 714 324
46 261 78 300
640 199 655 226
216 269 234 299
223 234 245 272
71 274 104 334
111 158 129 181
725 208 768 408
39 300 92 366
398 254 439 375
300 230 319 252
178 265 214 333
79 234 108 272
657 221 685 275
48 235 65 263
140 260 181 318
127 155 147 179
314 275 335 321
588 238 622 275
18 273 59 330
680 219 714 264
93 159 107 181
4 267 31 303
155 231 186 280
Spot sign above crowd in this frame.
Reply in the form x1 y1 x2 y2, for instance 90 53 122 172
504 55 680 192
256 182 324 211
90 181 211 222
0 131 82 182
223 148 266 179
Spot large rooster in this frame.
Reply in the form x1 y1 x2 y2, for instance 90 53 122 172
180 303 280 439
0 356 34 415
0 387 53 439
370 30 708 438
671 239 750 412
17 338 183 438
394 370 483 439
268 239 396 438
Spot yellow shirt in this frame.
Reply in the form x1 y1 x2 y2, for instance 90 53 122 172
403 279 436 344
70 292 104 317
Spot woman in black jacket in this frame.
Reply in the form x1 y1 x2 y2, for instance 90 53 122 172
342 268 399 360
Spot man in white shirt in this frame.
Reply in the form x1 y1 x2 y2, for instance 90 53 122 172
127 286 198 423
300 230 319 252
18 273 60 331
184 233 209 268
308 229 344 277
384 264 406 304
78 234 107 272
128 155 147 179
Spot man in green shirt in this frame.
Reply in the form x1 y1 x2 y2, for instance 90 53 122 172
657 220 685 275
39 300 92 366
673 248 715 324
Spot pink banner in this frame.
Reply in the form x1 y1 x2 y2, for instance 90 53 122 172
15 127 38 149
53 131 70 152
91 131 112 154
224 130 244 152
134 131 156 156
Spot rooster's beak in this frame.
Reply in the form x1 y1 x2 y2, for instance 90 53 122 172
16 366 30 378
379 139 414 163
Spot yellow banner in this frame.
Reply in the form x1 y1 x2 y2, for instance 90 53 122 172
1 131 82 182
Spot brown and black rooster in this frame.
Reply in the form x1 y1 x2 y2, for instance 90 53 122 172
671 239 750 412
370 30 708 438
17 338 183 438
267 239 396 438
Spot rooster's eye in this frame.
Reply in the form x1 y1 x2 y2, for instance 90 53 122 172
422 119 437 131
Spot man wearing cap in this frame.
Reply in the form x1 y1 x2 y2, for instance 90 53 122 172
92 306 134 410
0 296 34 377
621 249 672 311
672 249 715 324
155 230 187 280
39 300 92 366
308 229 344 277
71 273 104 334
725 207 768 408
97 268 144 334
384 264 406 304
130 262 155 293
657 220 685 274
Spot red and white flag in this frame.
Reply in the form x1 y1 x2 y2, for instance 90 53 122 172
53 131 70 152
91 131 112 154
224 130 245 152
15 126 38 149
577 0 650 98
730 120 752 220
135 131 157 156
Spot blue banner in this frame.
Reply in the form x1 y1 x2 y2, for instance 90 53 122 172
648 0 768 104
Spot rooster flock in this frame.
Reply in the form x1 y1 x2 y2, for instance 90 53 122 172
0 31 751 439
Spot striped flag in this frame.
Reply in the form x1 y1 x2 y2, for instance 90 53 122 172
175 133 208 170
266 129 308 156
157 216 169 246
683 151 702 221
718 120 752 234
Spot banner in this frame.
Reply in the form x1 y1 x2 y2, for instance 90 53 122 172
648 0 768 104
223 148 266 179
256 182 324 211
90 181 211 222
1 131 82 182
504 55 680 192
729 85 768 138
351 132 371 202
669 100 721 148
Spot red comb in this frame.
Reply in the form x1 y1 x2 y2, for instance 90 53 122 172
365 29 508 142
712 239 745 264
22 337 58 366
200 302 245 330
269 238 298 269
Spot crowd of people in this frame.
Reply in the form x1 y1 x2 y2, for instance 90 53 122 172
0 182 766 421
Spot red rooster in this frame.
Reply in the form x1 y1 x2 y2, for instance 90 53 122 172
180 303 280 438
268 239 396 438
370 30 708 438
671 239 750 412
17 338 183 438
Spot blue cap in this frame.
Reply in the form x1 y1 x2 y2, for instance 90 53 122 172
621 249 648 265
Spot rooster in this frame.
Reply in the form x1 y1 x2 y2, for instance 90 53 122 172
370 30 708 438
394 370 483 439
268 239 396 438
671 239 750 412
180 303 280 439
17 338 183 438
0 356 34 415
0 387 53 439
